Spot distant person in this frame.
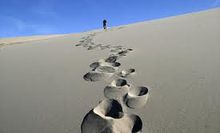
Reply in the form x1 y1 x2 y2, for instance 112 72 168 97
103 19 107 30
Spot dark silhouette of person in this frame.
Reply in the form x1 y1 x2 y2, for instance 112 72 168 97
103 19 107 30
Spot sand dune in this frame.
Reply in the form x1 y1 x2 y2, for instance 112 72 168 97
0 34 64 46
0 8 220 133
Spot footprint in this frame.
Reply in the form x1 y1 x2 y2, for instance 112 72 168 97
81 99 123 133
89 61 121 71
110 47 123 53
96 66 116 73
87 44 102 50
127 48 133 51
111 78 128 87
104 85 130 101
100 44 111 50
117 50 128 56
94 99 124 119
75 43 82 47
89 62 100 70
83 72 112 82
81 99 142 133
86 46 93 50
119 68 136 78
104 79 130 100
87 45 97 50
125 86 149 109
111 62 121 67
105 55 118 63
110 47 133 56
82 44 89 47
127 114 143 133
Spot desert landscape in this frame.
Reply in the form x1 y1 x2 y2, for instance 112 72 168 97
0 8 220 133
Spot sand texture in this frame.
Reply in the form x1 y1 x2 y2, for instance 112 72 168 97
0 8 220 133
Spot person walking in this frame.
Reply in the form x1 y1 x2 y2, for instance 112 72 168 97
103 19 107 30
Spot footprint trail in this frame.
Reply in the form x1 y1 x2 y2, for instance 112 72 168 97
75 30 151 133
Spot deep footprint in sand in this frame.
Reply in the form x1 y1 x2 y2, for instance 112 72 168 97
111 78 128 87
117 48 133 56
104 79 130 100
117 50 128 56
89 61 121 71
96 66 116 73
83 71 113 82
89 62 100 70
87 44 102 50
75 43 81 47
81 99 142 133
100 44 111 50
127 48 133 51
119 68 136 78
76 34 97 49
110 47 123 53
105 55 118 63
125 86 149 109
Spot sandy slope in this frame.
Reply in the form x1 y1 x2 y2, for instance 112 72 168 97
0 34 64 47
0 8 220 133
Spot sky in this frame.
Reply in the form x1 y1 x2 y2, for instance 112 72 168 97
0 0 220 38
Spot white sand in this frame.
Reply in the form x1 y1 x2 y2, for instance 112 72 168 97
0 8 220 133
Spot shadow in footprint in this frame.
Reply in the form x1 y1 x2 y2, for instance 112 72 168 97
90 62 100 70
118 50 128 56
129 114 143 133
119 68 136 78
125 86 149 109
81 99 143 133
105 55 118 63
89 61 121 71
81 99 123 133
83 72 112 82
97 66 116 73
104 79 130 100
112 78 128 87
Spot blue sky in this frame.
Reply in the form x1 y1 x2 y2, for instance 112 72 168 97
0 0 219 38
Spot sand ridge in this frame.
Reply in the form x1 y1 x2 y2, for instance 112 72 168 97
76 29 150 133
